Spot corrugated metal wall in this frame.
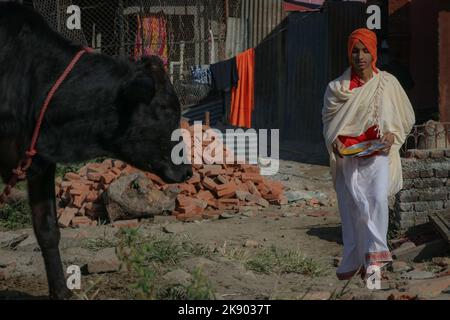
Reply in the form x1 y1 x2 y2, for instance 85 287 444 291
241 0 286 48
439 3 450 123
253 1 366 160
227 0 286 58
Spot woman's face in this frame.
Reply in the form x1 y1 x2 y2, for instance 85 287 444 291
351 41 373 72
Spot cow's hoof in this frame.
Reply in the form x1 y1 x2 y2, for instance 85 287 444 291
49 288 73 300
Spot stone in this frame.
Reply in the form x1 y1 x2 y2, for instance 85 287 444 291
282 211 297 218
285 191 313 203
104 173 175 222
302 292 331 300
15 234 39 252
391 261 413 273
399 241 416 250
393 239 448 262
86 248 120 274
432 257 450 268
161 269 193 287
219 212 236 220
401 271 436 280
153 215 178 224
0 232 28 249
243 240 259 248
162 224 186 234
404 276 450 299
0 250 17 268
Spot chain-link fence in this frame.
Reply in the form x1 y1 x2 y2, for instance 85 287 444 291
33 0 242 107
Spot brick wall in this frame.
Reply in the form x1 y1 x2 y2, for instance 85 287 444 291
394 153 450 230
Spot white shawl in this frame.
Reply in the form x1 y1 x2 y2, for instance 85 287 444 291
323 68 416 196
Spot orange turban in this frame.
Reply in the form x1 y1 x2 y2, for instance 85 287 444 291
348 28 378 71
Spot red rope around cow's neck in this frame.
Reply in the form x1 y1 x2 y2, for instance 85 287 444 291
0 48 91 205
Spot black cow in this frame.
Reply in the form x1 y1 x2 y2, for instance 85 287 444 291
0 3 192 299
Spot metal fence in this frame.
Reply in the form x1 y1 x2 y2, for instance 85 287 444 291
33 0 242 107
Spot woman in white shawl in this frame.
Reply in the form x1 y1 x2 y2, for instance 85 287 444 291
322 28 415 281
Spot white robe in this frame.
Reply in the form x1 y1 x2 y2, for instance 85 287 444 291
322 69 416 279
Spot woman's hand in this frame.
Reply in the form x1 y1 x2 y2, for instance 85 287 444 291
381 132 395 154
332 139 344 158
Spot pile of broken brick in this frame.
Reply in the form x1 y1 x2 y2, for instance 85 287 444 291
56 122 287 228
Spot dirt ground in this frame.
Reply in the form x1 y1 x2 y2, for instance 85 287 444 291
1 160 449 300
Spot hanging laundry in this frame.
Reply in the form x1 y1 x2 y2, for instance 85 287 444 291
210 57 239 92
134 15 169 67
210 57 239 121
191 65 212 86
230 48 255 129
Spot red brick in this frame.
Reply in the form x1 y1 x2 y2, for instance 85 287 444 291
72 216 92 227
269 195 288 206
218 199 239 207
207 199 219 209
112 160 126 169
86 191 99 202
181 119 190 129
179 204 204 215
192 198 208 209
61 181 72 189
206 168 227 177
72 194 86 209
187 172 201 184
267 182 284 196
246 181 261 196
58 207 78 228
202 211 221 220
111 167 123 177
87 172 103 182
258 183 271 196
216 182 236 192
225 168 235 175
202 177 218 191
112 219 140 229
65 172 81 181
78 165 89 177
87 163 108 174
243 166 261 174
178 183 197 195
197 190 215 201
246 194 269 208
146 172 166 186
101 173 116 185
176 194 193 207
236 183 250 193
217 186 236 199
102 159 114 169
217 175 229 185
242 173 264 184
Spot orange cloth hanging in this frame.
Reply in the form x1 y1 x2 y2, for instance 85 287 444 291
230 48 255 128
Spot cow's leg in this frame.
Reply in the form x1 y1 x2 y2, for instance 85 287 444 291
27 162 71 300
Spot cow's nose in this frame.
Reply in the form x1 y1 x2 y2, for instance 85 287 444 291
184 167 193 181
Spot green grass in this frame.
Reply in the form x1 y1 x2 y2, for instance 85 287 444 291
0 199 32 231
81 237 117 252
157 268 216 300
115 228 216 300
244 245 325 277
55 158 107 178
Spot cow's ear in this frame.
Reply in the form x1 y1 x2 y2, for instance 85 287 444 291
136 56 166 85
119 75 155 106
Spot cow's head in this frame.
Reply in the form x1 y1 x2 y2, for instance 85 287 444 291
114 56 192 183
